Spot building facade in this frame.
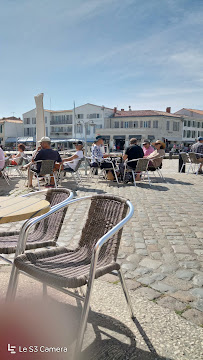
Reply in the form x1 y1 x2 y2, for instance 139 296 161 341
174 108 203 144
99 108 183 150
0 117 23 147
22 103 114 147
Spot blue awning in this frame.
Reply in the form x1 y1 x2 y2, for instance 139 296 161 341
17 137 35 142
5 137 17 143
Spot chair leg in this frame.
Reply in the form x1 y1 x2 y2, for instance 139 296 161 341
6 265 20 302
146 171 151 186
43 283 48 297
132 171 136 186
117 269 134 319
74 280 94 355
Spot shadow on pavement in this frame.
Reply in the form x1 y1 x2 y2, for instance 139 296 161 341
0 176 22 196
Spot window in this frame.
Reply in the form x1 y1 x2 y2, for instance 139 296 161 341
46 127 48 136
0 124 3 133
32 117 36 124
133 121 138 128
76 124 83 133
144 121 147 128
129 121 133 128
88 113 100 119
166 121 170 131
45 117 47 124
95 124 102 129
50 115 72 124
173 122 179 131
187 120 191 127
114 121 119 128
202 122 203 128
140 121 143 128
77 114 84 119
24 118 30 124
121 121 124 128
197 122 200 128
187 130 191 138
192 131 196 138
184 120 187 126
125 121 129 128
183 130 186 137
192 121 196 127
148 121 151 128
153 120 158 128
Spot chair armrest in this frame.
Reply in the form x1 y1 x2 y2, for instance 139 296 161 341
21 189 49 197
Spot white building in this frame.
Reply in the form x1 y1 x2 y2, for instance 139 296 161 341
22 103 114 147
0 117 23 147
99 107 183 150
174 108 203 144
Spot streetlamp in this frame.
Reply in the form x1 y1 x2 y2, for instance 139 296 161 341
77 120 95 175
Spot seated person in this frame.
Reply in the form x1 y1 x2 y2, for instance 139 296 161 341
0 146 5 176
142 139 154 157
147 140 166 170
191 137 203 174
55 141 84 172
91 135 113 177
9 143 25 165
120 138 144 181
28 137 62 188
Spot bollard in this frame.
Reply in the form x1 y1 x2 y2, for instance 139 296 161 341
178 154 185 172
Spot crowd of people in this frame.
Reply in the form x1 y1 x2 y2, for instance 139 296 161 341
0 135 202 185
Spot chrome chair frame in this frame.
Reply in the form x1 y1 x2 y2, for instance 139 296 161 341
6 196 134 357
123 158 151 186
188 152 202 175
29 160 57 189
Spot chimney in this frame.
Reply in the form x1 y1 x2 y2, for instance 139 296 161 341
121 108 124 111
129 106 131 111
166 107 171 113
114 107 117 113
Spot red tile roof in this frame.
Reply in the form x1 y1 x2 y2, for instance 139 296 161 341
114 110 182 118
178 108 203 115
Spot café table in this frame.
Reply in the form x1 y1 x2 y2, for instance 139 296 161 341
0 195 50 225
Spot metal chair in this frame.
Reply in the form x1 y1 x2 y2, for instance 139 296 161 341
99 158 120 186
6 194 134 357
30 160 57 189
0 158 10 185
123 158 151 186
58 158 84 186
7 157 24 178
188 152 202 175
147 156 166 181
0 188 73 258
179 152 191 173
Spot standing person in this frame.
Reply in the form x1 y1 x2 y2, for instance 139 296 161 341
191 137 203 174
120 138 144 181
28 137 62 188
142 139 154 157
9 143 25 165
147 140 166 170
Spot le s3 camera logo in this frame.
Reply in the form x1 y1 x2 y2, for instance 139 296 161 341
8 344 16 354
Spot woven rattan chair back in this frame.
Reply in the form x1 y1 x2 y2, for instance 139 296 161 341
78 195 128 261
188 152 199 164
33 188 70 242
180 152 190 164
134 158 149 172
39 160 55 175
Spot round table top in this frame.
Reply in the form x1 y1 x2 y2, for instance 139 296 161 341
0 196 50 224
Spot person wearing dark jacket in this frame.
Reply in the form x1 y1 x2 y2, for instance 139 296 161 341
120 138 144 181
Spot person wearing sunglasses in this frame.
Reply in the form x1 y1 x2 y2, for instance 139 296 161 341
146 140 166 170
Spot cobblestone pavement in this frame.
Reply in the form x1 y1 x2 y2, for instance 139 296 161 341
0 159 203 328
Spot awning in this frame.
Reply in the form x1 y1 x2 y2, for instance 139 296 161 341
17 137 35 142
101 135 110 140
129 135 142 140
113 135 125 139
51 138 70 143
148 135 155 140
165 137 182 141
5 137 17 143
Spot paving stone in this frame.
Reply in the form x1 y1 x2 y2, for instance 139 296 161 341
175 269 194 281
124 279 141 290
130 267 151 276
151 252 162 260
139 258 162 270
137 273 166 286
172 245 191 254
156 296 186 312
160 264 179 274
147 244 159 252
179 261 200 269
189 288 203 298
182 309 203 326
126 254 141 263
100 273 118 283
190 299 203 312
194 249 203 256
134 243 146 249
163 275 193 291
175 254 197 261
136 249 148 256
121 262 137 271
170 291 196 303
192 274 203 287
151 282 176 293
134 287 162 300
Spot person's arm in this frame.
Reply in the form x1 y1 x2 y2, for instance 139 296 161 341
63 154 79 162
123 154 128 161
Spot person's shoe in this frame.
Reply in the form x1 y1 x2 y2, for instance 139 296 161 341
45 184 55 188
198 170 203 174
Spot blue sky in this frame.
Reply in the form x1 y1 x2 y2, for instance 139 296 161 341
0 0 202 117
